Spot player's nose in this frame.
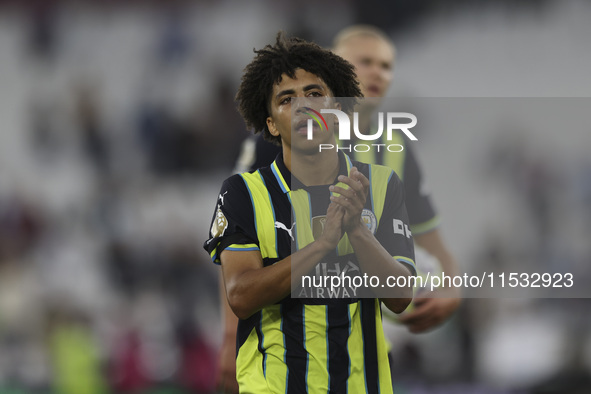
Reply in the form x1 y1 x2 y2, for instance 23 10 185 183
292 95 315 111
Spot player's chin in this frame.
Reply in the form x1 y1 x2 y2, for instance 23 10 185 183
292 139 326 154
293 145 322 156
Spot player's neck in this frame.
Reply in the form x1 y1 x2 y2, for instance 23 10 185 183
283 147 339 187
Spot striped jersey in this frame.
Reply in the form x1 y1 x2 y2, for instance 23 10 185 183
205 152 415 393
234 132 439 236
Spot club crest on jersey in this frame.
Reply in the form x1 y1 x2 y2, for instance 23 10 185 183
211 205 228 238
361 209 377 234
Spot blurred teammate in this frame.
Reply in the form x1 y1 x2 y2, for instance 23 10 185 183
332 26 461 332
205 32 416 393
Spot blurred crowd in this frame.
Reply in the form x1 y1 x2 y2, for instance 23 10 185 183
1 1 250 393
0 0 590 393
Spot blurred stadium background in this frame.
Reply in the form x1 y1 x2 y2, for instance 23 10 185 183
0 0 590 393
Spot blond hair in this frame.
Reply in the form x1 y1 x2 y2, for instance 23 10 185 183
332 25 395 53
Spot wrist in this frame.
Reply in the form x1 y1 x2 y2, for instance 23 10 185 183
314 237 337 254
346 221 370 238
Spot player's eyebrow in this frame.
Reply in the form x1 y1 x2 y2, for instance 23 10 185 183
302 84 325 92
275 89 295 99
275 84 326 100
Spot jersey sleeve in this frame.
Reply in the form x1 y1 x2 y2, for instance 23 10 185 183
375 171 417 276
203 174 259 264
232 133 282 174
403 143 440 235
251 133 282 171
232 136 257 174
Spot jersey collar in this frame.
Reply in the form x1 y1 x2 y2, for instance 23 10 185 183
271 151 353 193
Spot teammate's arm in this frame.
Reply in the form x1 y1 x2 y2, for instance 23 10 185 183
220 202 344 320
398 230 461 333
398 144 462 333
415 229 459 278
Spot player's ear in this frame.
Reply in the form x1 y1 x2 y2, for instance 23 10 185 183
267 117 279 137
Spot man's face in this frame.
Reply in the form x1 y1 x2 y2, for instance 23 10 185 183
334 36 394 98
266 68 339 154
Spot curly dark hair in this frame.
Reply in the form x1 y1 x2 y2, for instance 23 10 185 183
236 32 362 146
